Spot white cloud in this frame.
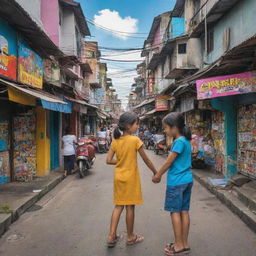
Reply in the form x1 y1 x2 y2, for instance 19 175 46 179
94 9 138 40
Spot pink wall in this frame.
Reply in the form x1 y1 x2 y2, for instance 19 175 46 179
152 25 161 47
41 0 60 46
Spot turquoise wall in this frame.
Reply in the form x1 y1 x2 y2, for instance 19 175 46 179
211 96 238 178
204 0 256 64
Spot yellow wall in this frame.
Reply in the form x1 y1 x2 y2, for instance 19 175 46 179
36 107 50 176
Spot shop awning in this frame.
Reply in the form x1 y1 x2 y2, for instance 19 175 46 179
0 78 71 113
145 108 168 116
97 111 106 120
133 98 155 109
65 96 98 109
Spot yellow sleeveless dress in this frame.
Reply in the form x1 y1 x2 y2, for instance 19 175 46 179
111 135 143 205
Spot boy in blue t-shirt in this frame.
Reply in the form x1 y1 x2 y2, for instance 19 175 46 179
153 113 193 255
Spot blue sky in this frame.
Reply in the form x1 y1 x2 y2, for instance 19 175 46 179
78 0 176 106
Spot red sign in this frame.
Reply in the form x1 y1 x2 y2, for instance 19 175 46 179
155 96 169 111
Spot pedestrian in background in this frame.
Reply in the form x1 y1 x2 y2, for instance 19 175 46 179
153 112 193 255
106 112 157 247
62 127 77 177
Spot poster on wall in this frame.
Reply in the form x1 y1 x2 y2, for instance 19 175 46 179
13 110 36 182
155 96 169 111
0 19 17 80
18 39 43 88
43 59 60 87
196 71 256 100
0 151 10 184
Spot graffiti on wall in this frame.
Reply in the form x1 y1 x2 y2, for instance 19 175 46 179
0 151 10 184
18 39 43 88
0 19 17 80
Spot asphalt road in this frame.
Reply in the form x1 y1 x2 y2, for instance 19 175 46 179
0 151 255 256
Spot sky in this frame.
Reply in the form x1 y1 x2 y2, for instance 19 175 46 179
78 0 176 107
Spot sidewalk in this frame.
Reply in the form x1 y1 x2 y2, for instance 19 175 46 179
0 171 64 237
193 168 256 233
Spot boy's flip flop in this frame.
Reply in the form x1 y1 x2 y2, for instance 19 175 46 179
107 235 120 248
126 234 144 245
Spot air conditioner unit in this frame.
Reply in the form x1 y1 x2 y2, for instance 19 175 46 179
223 28 231 52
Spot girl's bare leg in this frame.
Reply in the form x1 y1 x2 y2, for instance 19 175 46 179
108 205 124 241
181 211 190 248
171 212 184 251
126 205 135 240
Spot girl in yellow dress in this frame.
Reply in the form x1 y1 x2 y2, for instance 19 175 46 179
106 112 157 247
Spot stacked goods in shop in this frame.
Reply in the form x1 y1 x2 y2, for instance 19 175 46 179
211 111 225 174
238 104 256 178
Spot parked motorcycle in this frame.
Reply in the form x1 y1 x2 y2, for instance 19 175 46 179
76 137 96 178
153 134 167 155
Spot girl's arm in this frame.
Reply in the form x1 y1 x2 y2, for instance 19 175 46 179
138 147 157 175
152 152 178 183
106 149 117 165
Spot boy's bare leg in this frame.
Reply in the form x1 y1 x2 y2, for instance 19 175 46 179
181 211 190 248
171 212 184 251
126 205 135 240
108 205 124 241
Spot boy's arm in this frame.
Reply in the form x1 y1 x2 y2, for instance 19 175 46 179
153 152 178 183
138 147 157 175
106 149 117 165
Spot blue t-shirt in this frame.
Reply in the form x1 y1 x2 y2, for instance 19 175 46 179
167 136 193 186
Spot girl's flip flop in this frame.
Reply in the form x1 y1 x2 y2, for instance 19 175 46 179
107 235 120 248
164 246 185 255
166 243 191 253
126 234 144 245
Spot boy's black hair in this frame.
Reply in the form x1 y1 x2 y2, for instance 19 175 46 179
114 112 139 139
163 112 192 140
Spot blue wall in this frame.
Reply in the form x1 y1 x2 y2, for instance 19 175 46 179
170 17 185 39
204 0 256 64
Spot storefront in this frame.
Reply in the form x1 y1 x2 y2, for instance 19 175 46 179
0 101 12 184
196 71 256 178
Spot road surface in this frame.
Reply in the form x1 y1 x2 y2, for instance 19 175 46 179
0 150 255 256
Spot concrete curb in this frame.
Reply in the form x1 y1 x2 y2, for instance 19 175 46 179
193 171 256 233
0 174 64 237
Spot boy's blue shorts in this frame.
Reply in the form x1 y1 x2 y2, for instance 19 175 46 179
164 182 193 213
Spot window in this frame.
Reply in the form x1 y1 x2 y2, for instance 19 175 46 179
207 30 214 54
178 43 187 54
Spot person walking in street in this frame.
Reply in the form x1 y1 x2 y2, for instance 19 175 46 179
152 112 193 255
62 127 77 177
106 112 157 247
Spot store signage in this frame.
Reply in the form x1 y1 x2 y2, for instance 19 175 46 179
93 88 106 104
148 76 154 95
155 96 169 111
18 39 43 88
43 59 60 87
180 97 195 112
0 19 17 80
196 71 256 100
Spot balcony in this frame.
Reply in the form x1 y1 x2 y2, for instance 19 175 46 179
147 48 161 70
190 0 240 37
164 38 201 80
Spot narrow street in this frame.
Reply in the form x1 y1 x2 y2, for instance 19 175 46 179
0 151 255 256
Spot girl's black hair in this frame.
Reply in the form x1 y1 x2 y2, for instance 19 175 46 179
163 112 192 140
114 112 139 139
